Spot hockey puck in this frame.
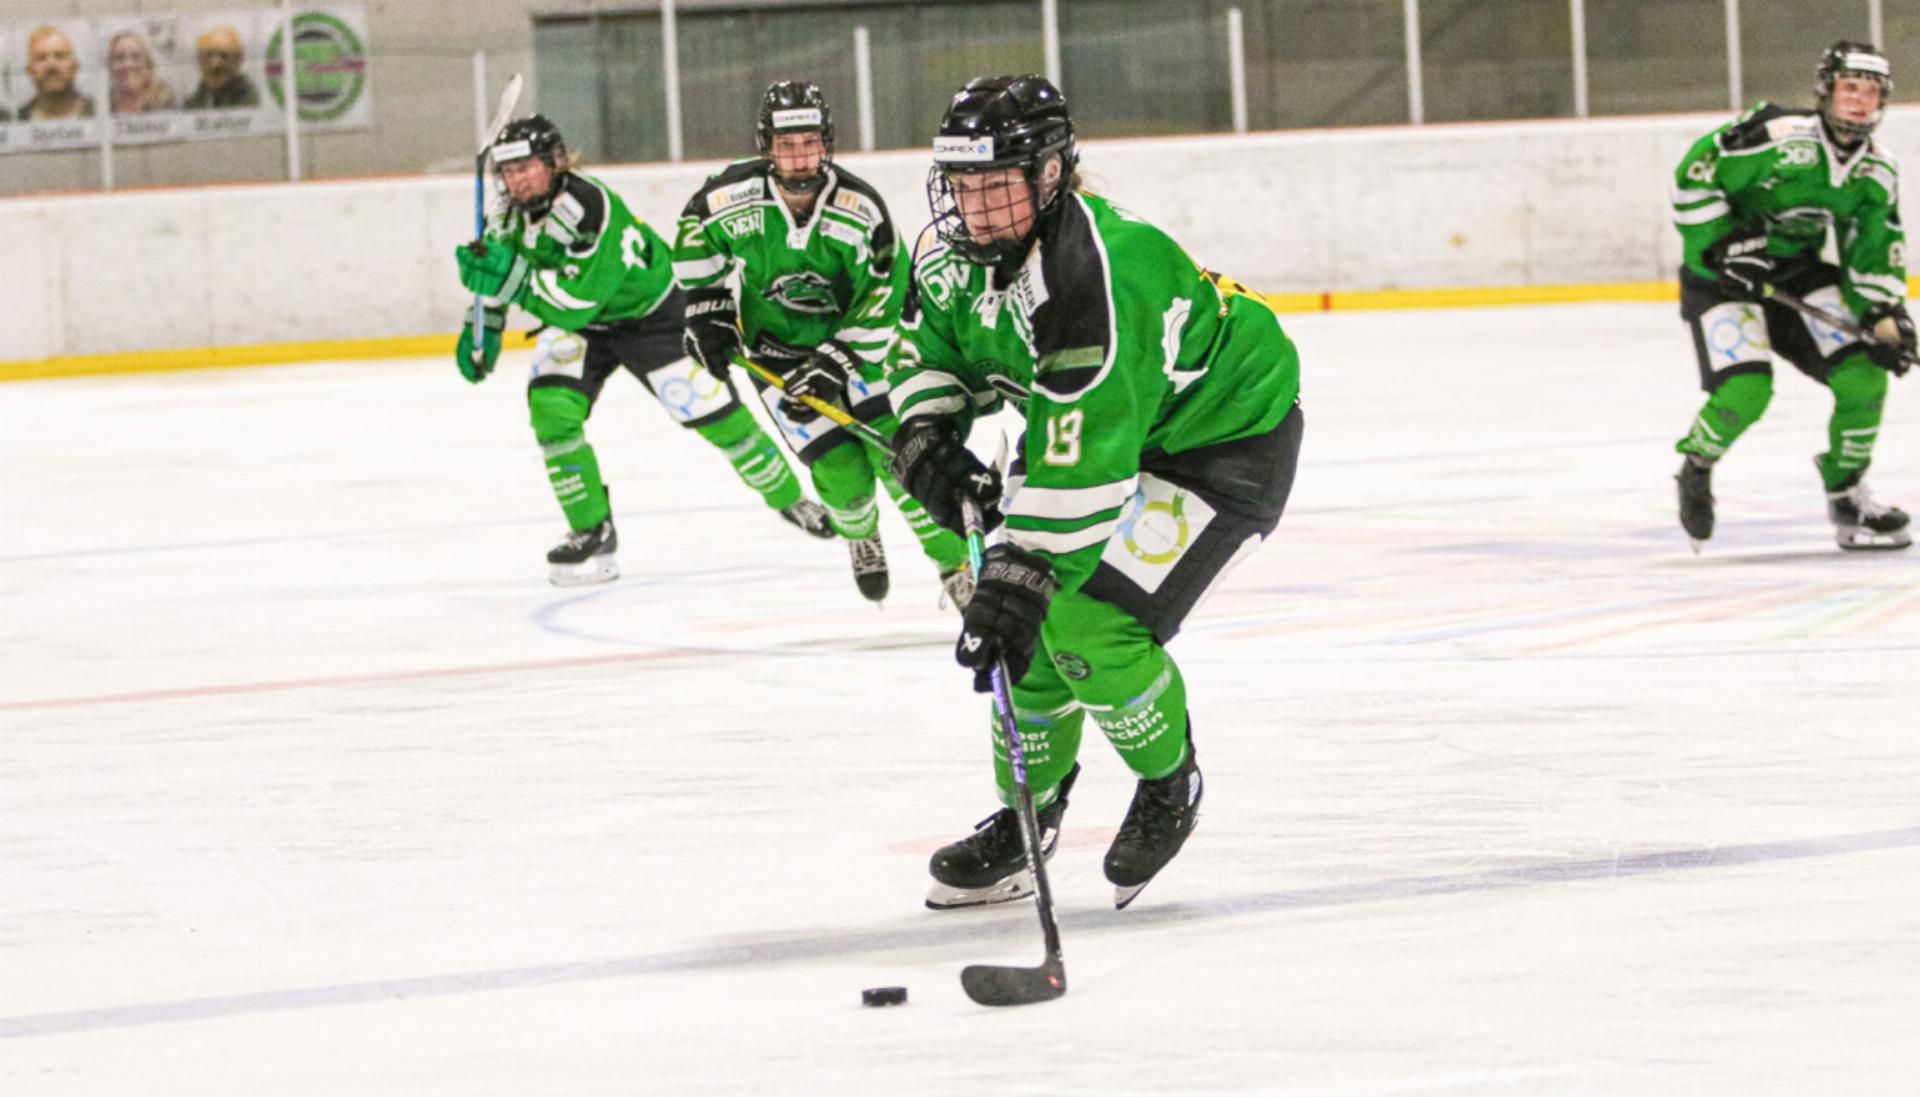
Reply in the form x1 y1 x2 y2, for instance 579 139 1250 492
861 986 908 1008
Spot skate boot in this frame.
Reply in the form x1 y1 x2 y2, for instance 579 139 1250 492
848 534 890 602
547 514 618 586
1105 736 1203 910
938 565 975 612
1823 465 1912 551
780 498 836 540
1675 456 1715 550
926 764 1080 910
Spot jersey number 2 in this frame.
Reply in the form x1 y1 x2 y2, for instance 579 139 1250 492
1044 409 1084 467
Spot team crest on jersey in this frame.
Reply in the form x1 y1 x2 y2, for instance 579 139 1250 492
764 271 840 315
708 177 766 214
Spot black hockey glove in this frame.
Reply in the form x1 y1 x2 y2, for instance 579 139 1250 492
1705 231 1774 301
780 338 860 418
1860 301 1917 376
955 543 1057 693
892 418 1002 536
682 287 742 373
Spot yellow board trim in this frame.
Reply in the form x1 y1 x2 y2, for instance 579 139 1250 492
0 330 537 382
0 274 1904 380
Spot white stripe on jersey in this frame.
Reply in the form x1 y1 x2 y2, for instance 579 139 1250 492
1010 477 1139 524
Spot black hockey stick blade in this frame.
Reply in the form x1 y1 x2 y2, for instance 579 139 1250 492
960 956 1067 1007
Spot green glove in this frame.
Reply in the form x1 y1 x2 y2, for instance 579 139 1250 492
456 307 505 383
455 239 528 305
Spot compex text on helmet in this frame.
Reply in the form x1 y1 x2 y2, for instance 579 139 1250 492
1815 41 1893 146
493 115 568 216
758 81 834 195
926 74 1078 270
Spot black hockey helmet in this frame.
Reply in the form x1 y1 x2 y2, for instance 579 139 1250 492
1814 41 1893 146
492 114 568 215
926 74 1078 269
757 81 834 195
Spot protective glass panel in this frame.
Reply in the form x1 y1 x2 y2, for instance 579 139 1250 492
1586 0 1730 116
1419 0 1574 122
532 18 607 162
1741 0 1874 112
1059 0 1230 137
1249 0 1411 129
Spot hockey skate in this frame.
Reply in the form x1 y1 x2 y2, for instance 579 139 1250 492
1823 464 1912 551
547 514 618 586
926 765 1079 910
1105 738 1203 910
1675 456 1715 551
780 498 836 540
938 565 975 611
848 534 890 602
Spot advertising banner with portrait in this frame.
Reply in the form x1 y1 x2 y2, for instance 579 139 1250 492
0 5 371 156
3 20 103 152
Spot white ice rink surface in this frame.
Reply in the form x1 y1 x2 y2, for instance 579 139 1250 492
3 301 1918 1095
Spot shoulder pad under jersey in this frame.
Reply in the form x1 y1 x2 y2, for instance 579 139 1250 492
824 169 890 227
1717 103 1815 152
684 159 770 220
1028 197 1112 400
548 174 607 251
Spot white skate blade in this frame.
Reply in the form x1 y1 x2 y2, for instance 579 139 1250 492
1688 538 1704 556
1113 881 1152 910
548 554 619 586
925 870 1035 910
1835 528 1912 551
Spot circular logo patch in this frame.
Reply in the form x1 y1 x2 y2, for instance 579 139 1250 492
1053 652 1091 680
266 12 369 123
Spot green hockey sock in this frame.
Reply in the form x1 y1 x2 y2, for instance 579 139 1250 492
1816 353 1889 488
696 407 802 511
810 441 880 538
991 646 1087 809
529 386 609 530
873 448 968 571
1083 658 1191 780
545 439 609 529
1676 372 1772 462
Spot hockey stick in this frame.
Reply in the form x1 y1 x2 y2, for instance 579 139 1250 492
731 354 895 452
956 492 1068 1008
469 73 524 370
1767 288 1919 375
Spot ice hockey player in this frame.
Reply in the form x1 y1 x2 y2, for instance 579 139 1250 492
1670 41 1912 551
672 81 974 606
455 115 832 585
890 75 1304 910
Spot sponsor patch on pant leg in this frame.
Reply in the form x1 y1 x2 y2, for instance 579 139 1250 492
646 356 739 423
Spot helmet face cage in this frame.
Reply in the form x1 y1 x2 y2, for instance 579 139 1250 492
926 75 1077 269
492 115 568 215
927 156 1056 269
1815 41 1893 145
757 81 834 195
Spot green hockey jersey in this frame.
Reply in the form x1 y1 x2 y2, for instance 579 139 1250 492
485 171 677 330
1672 103 1906 315
892 191 1301 593
672 161 903 368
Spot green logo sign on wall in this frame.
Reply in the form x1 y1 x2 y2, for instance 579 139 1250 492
265 11 369 122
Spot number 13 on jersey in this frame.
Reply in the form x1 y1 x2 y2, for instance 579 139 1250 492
1045 409 1084 466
